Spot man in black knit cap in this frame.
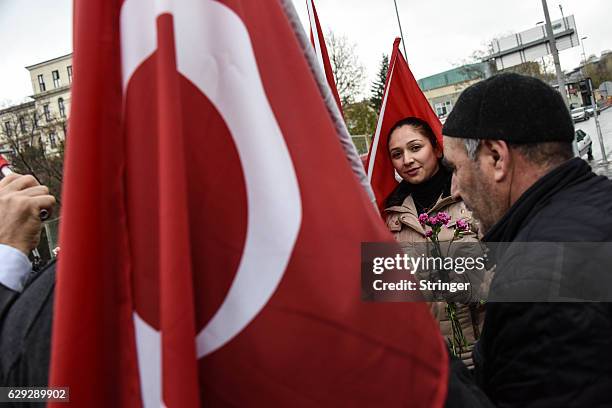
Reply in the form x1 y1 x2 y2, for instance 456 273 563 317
442 72 612 407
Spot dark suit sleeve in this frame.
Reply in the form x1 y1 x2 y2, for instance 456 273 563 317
0 262 55 388
0 283 19 326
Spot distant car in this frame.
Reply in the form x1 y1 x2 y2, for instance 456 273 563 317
584 105 595 117
571 107 588 122
575 129 594 160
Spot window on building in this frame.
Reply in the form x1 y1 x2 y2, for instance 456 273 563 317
4 121 12 136
33 112 38 128
67 65 73 83
434 101 453 117
52 70 61 88
58 98 66 117
43 104 51 121
38 74 46 92
49 132 57 149
19 116 26 133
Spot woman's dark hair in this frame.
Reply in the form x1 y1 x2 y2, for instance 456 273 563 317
387 117 439 150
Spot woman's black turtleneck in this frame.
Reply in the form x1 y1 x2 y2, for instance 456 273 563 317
385 163 452 214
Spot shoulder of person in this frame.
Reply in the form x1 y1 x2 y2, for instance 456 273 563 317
384 196 417 232
519 199 612 241
522 170 612 239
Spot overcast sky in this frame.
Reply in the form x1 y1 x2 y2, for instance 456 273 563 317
0 0 610 104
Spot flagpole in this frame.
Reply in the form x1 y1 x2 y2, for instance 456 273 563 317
282 0 376 206
305 0 325 70
393 0 408 61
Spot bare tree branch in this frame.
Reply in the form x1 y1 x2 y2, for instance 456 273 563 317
0 104 65 209
326 31 365 107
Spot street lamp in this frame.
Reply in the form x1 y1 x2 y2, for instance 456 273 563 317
535 21 548 75
581 36 588 66
541 0 569 106
559 4 566 29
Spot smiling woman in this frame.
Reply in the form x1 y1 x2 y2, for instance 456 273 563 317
383 116 485 367
385 117 448 213
387 117 442 188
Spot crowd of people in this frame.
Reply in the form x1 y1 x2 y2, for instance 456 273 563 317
1 72 612 406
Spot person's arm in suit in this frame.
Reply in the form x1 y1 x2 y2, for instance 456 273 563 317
0 173 55 323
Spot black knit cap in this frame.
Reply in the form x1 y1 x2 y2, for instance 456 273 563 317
442 72 574 143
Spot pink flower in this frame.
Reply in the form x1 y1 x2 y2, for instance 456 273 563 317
456 219 469 232
418 213 430 225
436 211 451 226
425 230 433 238
428 215 440 226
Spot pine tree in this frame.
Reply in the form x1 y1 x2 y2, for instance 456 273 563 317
369 54 389 113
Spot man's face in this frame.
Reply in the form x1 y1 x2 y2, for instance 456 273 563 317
442 136 505 234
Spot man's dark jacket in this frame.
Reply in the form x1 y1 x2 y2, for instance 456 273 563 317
473 158 612 407
0 261 55 388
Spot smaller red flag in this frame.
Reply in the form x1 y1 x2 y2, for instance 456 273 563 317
306 0 344 116
366 38 443 213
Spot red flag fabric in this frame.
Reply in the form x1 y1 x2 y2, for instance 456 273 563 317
306 0 344 116
0 155 8 168
366 38 443 213
50 1 447 406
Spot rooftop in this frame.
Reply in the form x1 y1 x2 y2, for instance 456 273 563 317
418 63 489 91
0 100 35 116
25 53 73 71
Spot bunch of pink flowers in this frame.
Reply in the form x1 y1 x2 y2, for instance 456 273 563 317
418 211 470 239
417 210 472 357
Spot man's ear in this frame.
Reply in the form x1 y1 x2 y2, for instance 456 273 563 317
480 140 511 182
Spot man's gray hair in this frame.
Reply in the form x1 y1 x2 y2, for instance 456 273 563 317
461 137 574 165
463 138 481 161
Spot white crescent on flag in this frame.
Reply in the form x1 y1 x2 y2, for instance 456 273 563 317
120 0 302 405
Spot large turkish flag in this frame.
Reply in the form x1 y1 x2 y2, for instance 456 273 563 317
50 1 448 407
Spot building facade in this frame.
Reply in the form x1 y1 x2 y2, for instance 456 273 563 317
418 63 490 119
0 53 72 154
